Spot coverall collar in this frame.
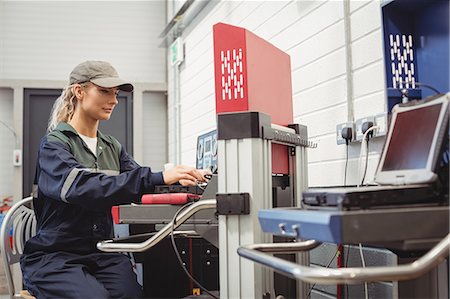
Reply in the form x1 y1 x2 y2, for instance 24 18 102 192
55 122 113 145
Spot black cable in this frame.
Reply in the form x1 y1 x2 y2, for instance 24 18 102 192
305 248 340 299
170 202 219 299
414 82 442 95
360 139 369 186
344 142 349 186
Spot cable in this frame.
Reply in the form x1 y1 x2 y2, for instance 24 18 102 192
344 143 349 186
305 248 340 299
170 202 219 299
360 140 369 185
400 82 441 103
357 126 379 187
354 125 376 297
359 243 369 299
414 82 442 95
0 119 20 148
341 127 353 186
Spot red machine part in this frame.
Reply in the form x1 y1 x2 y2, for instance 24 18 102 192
141 193 201 205
111 193 202 224
111 206 120 224
213 23 294 174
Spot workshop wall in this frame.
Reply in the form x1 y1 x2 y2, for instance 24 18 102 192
171 0 386 186
0 1 167 201
0 1 166 83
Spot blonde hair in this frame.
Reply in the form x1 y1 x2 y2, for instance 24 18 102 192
47 82 89 132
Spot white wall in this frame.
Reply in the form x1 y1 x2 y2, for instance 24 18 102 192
0 0 389 191
0 1 167 201
0 1 166 84
169 0 387 187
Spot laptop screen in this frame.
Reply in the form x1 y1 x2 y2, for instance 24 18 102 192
382 103 443 171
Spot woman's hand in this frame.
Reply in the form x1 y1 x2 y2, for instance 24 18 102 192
162 165 212 186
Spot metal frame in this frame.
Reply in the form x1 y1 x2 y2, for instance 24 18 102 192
97 111 314 298
237 234 450 285
217 119 312 299
217 137 274 298
287 124 311 298
257 205 449 249
0 196 36 299
97 199 216 252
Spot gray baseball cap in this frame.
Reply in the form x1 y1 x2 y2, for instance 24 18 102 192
69 61 133 92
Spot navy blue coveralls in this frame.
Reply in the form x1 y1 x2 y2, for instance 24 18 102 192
20 123 164 299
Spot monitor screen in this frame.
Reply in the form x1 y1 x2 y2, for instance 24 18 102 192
196 130 218 171
382 103 442 171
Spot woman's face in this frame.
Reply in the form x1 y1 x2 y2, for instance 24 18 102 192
75 83 119 121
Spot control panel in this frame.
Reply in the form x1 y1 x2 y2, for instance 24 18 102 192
196 130 218 173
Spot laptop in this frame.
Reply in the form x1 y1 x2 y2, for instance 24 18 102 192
303 93 449 210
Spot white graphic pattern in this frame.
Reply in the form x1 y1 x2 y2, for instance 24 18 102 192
389 34 416 89
220 48 244 100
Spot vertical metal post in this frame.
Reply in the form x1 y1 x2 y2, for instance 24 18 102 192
293 144 310 298
218 137 274 298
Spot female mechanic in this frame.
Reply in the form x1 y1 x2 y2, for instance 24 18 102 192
20 61 209 298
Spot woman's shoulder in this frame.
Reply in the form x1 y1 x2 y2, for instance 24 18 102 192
46 122 77 144
46 129 71 146
42 123 79 152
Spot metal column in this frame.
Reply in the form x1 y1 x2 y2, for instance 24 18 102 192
218 137 274 299
293 140 310 299
217 112 314 298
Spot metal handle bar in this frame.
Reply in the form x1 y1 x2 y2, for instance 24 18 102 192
245 239 321 253
238 234 450 284
97 199 217 252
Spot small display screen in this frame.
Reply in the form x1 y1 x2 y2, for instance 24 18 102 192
196 130 217 172
382 103 442 171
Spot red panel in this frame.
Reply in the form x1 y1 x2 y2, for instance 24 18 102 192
213 23 249 113
272 144 289 174
245 29 293 126
213 23 294 174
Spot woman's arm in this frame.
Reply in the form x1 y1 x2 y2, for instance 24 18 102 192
37 137 164 211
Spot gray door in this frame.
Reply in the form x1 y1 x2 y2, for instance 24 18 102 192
23 88 133 197
142 91 167 172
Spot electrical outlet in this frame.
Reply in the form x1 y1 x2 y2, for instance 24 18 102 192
355 116 375 141
374 113 388 137
336 122 354 145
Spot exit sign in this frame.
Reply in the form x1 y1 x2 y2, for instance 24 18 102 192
170 37 184 66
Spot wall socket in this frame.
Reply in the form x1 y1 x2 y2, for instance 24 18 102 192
355 116 375 141
336 113 388 144
355 114 388 141
336 122 354 145
374 113 388 137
